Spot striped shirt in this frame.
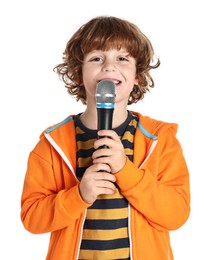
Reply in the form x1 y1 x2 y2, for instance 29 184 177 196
74 111 138 260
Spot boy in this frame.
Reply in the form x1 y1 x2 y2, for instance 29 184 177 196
21 16 190 259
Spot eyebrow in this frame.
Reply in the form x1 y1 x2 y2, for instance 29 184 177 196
87 49 130 55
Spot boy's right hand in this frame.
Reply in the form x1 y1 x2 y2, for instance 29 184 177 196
79 163 116 204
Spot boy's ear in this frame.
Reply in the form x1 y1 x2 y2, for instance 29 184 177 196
134 78 139 85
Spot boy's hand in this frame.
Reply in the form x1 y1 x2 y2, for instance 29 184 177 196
92 130 127 173
79 163 116 204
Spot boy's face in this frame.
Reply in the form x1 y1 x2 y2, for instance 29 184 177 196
82 48 138 106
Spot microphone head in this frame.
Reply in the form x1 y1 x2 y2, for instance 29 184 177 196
96 80 116 109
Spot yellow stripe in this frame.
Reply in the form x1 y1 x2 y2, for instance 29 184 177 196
124 148 133 155
121 130 134 142
77 139 95 150
129 118 138 126
75 126 84 134
86 207 128 220
77 157 92 167
82 227 128 240
98 188 124 199
79 248 129 259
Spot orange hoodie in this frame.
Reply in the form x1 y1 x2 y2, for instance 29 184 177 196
21 111 190 260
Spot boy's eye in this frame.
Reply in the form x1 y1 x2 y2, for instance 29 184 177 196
90 57 103 62
118 56 129 61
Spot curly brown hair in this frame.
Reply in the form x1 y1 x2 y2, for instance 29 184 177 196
54 16 160 105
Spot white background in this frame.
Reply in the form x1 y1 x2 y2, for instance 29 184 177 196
1 0 210 259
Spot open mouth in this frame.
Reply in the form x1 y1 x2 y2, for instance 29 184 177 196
98 79 121 86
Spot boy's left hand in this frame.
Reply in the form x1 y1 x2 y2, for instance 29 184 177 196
92 130 126 173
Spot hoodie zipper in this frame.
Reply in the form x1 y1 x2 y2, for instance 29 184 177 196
44 132 87 259
44 132 77 179
129 139 158 260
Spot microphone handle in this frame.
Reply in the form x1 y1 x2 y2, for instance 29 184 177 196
96 107 117 179
97 108 114 130
97 108 114 149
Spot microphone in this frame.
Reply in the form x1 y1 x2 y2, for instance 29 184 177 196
95 80 116 147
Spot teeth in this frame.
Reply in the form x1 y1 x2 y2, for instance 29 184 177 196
112 80 120 84
99 79 120 85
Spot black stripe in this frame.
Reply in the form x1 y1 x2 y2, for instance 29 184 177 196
127 155 133 162
77 147 95 158
122 139 134 148
76 134 96 142
116 258 130 260
89 198 128 209
83 218 128 230
80 237 129 250
76 167 86 178
126 123 137 131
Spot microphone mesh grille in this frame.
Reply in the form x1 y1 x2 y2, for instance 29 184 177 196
96 80 116 104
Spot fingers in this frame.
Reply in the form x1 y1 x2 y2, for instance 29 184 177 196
92 130 127 173
93 163 112 173
94 130 121 153
98 171 116 184
95 130 120 148
79 164 116 204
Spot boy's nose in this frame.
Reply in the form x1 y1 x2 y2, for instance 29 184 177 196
102 60 116 72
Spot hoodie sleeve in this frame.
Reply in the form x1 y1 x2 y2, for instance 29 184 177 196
114 126 190 231
20 136 90 234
